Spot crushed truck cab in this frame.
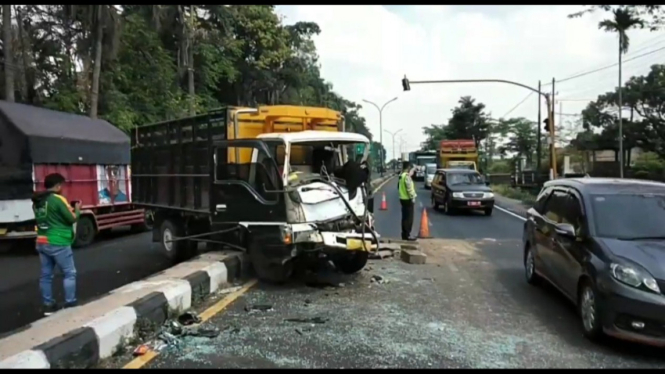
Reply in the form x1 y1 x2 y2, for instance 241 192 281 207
132 106 380 284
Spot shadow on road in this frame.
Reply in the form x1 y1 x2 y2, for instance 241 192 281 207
492 266 665 364
0 227 146 258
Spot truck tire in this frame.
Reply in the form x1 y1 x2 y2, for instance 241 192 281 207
131 209 155 233
160 219 197 263
247 236 293 284
73 215 96 248
333 251 369 274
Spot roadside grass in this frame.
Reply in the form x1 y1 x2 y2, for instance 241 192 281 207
492 184 537 205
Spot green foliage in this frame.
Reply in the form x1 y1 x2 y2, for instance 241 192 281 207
419 95 491 151
1 5 374 140
575 64 665 165
569 6 663 31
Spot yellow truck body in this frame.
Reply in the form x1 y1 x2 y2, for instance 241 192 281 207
228 105 342 164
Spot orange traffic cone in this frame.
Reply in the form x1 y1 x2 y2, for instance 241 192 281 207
418 208 431 239
380 192 388 210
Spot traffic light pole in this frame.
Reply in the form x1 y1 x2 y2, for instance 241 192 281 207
402 76 558 179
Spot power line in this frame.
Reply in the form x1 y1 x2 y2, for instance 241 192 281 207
501 91 534 118
560 34 665 78
542 45 665 87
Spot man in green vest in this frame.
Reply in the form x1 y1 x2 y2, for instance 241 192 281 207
398 161 417 241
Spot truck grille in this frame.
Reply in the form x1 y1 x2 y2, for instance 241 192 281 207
463 192 484 198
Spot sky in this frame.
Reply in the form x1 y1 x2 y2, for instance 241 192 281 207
275 5 664 159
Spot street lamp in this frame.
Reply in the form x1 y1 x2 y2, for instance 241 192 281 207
362 97 398 177
384 128 403 172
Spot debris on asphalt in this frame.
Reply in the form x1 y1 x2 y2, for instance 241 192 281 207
304 298 312 305
368 250 394 260
158 331 181 347
285 316 329 324
177 311 202 326
400 249 427 264
218 285 243 295
370 274 390 285
184 326 220 338
244 304 274 312
133 344 149 356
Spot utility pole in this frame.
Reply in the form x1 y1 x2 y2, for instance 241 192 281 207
549 78 557 179
618 33 624 179
536 80 542 179
402 76 558 179
384 128 403 172
362 97 398 177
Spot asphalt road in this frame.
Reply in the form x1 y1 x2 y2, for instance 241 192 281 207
109 180 665 368
0 228 169 335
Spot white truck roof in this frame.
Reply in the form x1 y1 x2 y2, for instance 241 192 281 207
256 130 370 144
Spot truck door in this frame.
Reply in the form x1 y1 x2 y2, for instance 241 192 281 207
211 140 286 224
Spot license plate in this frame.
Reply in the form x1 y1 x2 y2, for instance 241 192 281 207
0 228 6 235
467 201 481 206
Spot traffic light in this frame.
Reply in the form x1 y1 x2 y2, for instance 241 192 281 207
543 118 552 133
402 75 411 91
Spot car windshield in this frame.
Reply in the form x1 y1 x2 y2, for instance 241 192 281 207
591 194 665 239
448 173 483 185
426 165 437 174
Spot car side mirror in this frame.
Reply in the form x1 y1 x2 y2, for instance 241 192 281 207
554 223 576 238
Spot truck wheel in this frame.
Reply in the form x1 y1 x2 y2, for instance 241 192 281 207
131 209 155 233
73 216 96 248
333 251 369 274
160 220 196 263
247 237 293 284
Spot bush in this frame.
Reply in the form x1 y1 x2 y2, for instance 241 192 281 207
493 184 536 205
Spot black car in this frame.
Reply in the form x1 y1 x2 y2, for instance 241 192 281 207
430 169 494 216
523 178 665 347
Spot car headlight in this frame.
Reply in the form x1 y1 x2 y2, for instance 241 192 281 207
452 192 464 198
483 192 494 199
610 262 661 293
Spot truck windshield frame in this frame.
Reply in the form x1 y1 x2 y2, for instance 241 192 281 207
278 140 369 187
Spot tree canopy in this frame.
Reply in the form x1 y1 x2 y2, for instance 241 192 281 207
0 5 374 144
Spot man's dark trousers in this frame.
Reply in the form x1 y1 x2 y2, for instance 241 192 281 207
400 199 414 239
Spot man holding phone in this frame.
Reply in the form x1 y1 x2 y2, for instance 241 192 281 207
32 173 80 315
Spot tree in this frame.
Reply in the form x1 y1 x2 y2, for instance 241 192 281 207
420 124 447 151
495 117 538 166
3 5 14 102
0 5 376 143
597 8 644 177
569 6 664 31
576 64 665 166
444 96 491 148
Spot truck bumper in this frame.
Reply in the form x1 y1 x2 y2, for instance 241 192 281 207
291 224 379 252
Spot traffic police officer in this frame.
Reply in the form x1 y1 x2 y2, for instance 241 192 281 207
398 161 417 241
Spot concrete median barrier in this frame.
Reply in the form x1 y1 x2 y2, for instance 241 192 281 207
0 251 248 369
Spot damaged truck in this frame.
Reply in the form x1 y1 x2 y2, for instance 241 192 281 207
131 106 380 283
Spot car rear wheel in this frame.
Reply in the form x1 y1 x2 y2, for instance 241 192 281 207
524 245 542 286
443 198 453 215
484 208 493 216
431 196 440 210
579 281 605 341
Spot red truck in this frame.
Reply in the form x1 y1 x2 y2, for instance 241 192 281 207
0 101 151 248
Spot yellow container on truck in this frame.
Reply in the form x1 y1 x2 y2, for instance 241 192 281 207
228 106 342 164
439 139 478 171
